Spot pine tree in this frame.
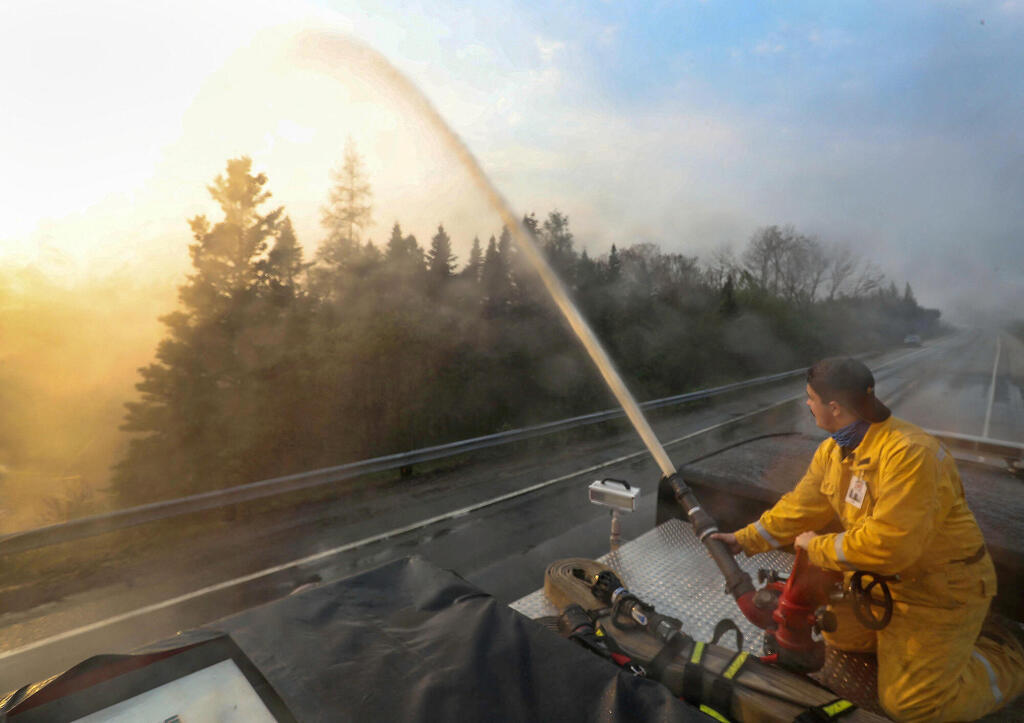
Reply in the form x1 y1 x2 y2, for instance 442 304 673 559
522 213 540 238
114 157 303 503
426 224 457 281
608 244 621 282
181 157 282 307
498 226 513 258
259 217 308 297
386 222 405 259
482 234 511 315
385 222 425 275
542 211 574 260
461 236 483 283
576 247 600 295
719 273 738 316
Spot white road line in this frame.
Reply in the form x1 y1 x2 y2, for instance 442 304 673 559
0 345 933 663
983 335 1002 439
0 397 804 662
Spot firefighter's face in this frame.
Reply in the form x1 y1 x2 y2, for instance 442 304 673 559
806 384 840 433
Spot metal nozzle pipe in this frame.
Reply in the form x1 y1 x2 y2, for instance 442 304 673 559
665 474 772 628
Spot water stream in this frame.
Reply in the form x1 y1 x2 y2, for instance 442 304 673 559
292 30 677 478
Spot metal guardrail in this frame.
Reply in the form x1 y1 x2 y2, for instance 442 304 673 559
0 364 815 556
0 343 947 557
928 430 1024 472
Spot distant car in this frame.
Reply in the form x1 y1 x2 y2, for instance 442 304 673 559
903 334 922 346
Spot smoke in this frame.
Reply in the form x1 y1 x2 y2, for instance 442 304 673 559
0 266 172 532
722 314 804 372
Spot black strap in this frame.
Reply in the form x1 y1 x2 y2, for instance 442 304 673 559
708 651 749 718
584 624 647 677
646 630 691 681
711 619 744 651
595 624 625 656
709 676 735 718
682 641 707 706
680 643 749 722
682 664 703 706
794 698 856 722
567 629 610 660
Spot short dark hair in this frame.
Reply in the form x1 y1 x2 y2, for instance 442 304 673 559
807 357 891 423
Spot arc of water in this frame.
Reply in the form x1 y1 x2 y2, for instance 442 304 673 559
292 31 676 478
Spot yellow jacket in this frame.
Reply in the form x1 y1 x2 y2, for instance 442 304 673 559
735 417 995 606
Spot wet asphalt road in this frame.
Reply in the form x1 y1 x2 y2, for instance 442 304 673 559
887 329 1022 441
1 330 1018 693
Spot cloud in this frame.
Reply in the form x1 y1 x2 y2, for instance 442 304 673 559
457 42 498 62
535 36 566 63
4 4 1021 326
753 39 786 55
598 25 619 47
528 66 564 94
806 26 854 50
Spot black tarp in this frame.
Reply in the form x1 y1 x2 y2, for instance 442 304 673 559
0 556 706 722
3 557 702 721
208 556 702 722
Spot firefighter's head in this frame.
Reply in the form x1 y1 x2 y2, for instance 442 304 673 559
806 357 891 432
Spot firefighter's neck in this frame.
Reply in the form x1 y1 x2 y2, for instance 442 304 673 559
825 404 859 434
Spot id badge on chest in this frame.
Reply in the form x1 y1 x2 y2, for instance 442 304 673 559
845 475 867 508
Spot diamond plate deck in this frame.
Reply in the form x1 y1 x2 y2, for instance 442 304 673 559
510 518 884 714
512 518 788 642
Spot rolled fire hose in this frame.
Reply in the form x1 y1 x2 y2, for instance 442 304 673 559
543 558 887 723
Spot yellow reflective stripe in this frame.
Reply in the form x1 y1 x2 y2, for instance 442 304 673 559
699 704 730 723
823 699 853 717
722 652 748 679
690 641 705 664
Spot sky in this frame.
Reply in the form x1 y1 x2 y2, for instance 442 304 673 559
2 0 1023 322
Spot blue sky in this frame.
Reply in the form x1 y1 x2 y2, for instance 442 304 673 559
2 0 1022 320
347 0 1023 317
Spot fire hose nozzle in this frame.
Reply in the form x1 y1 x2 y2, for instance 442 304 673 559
664 473 718 540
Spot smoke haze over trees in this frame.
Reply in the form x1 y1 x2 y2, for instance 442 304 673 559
109 150 942 506
0 270 172 530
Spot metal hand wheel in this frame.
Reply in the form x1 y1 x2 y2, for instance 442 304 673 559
849 571 893 630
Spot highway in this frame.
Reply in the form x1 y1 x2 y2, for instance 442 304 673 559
1 330 1020 694
890 329 1023 442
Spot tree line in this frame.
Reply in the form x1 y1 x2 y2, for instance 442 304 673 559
112 145 941 505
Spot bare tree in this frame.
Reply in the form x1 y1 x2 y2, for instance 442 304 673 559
778 233 827 304
742 225 826 303
826 245 858 300
704 245 739 289
801 236 829 302
742 225 789 293
850 260 886 298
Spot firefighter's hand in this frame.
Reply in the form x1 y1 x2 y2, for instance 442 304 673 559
709 532 742 555
794 531 817 550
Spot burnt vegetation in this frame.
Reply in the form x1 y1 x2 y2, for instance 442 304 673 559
112 148 942 505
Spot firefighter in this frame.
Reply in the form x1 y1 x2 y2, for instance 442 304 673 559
711 357 1024 722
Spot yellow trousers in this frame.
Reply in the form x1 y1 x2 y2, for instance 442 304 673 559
824 596 1024 721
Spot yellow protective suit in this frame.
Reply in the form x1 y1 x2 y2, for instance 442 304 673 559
735 416 1024 721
